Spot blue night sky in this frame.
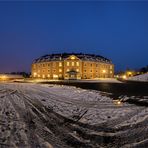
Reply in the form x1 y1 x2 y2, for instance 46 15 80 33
0 1 148 73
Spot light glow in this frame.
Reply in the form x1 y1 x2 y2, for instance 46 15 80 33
71 56 75 60
102 70 106 73
59 62 62 67
0 75 7 80
53 74 58 78
33 72 37 77
122 75 127 79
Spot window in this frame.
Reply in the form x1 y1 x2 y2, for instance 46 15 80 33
110 65 113 69
84 63 87 66
84 70 87 73
71 56 75 60
42 75 45 78
76 62 79 66
33 72 37 77
59 69 62 72
67 62 69 66
90 63 92 67
110 71 112 74
53 74 58 78
96 64 98 67
76 69 79 72
90 70 92 72
67 69 70 72
59 62 62 67
48 64 50 66
72 62 74 66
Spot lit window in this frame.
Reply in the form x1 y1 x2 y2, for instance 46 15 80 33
67 69 70 72
76 69 79 72
67 62 69 66
42 75 45 78
33 72 37 77
103 70 106 73
53 74 58 78
59 69 62 72
38 74 40 78
59 62 62 67
110 71 112 74
110 66 112 69
76 62 79 66
47 74 50 77
72 62 74 66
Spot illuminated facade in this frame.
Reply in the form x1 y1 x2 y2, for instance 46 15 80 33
31 53 114 79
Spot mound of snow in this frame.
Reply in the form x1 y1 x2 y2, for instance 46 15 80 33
129 73 148 82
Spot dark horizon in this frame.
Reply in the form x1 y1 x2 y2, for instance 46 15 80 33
0 1 148 73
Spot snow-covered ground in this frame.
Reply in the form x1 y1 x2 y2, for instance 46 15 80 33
0 82 148 147
128 73 148 82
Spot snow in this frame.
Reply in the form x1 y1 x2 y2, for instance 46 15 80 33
0 82 148 147
128 73 148 82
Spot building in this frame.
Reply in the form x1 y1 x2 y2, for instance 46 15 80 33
31 53 114 80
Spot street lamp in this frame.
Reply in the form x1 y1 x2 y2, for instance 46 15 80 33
122 75 127 79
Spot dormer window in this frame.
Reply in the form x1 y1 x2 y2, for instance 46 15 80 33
70 56 75 60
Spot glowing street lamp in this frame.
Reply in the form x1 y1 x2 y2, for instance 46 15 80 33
113 100 122 106
122 75 127 79
117 100 121 105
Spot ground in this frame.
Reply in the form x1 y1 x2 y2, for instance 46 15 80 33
0 82 148 148
129 73 148 82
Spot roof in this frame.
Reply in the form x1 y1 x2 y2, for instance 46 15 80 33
33 53 112 64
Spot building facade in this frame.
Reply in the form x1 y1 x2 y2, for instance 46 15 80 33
31 53 114 79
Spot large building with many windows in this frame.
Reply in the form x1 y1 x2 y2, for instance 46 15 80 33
31 53 114 80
